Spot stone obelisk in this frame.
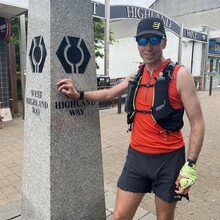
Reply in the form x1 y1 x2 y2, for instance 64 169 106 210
22 0 106 219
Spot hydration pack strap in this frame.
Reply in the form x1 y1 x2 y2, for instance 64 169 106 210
135 109 152 114
163 62 177 79
139 83 154 88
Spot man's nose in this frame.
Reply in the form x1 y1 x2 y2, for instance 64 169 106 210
144 40 153 48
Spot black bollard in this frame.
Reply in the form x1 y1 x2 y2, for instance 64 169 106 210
9 98 14 118
118 96 122 114
209 75 213 96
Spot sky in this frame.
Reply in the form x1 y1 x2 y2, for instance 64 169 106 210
96 0 156 8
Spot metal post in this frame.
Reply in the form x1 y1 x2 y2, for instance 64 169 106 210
19 14 27 119
9 98 14 118
190 41 195 73
202 27 209 91
209 75 213 96
178 23 183 64
0 102 3 129
104 0 110 76
118 96 122 114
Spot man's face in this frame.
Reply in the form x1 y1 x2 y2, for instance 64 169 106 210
137 34 167 66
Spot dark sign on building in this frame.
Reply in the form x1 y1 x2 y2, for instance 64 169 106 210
0 17 11 40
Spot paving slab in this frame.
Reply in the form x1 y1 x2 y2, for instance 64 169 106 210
1 89 220 219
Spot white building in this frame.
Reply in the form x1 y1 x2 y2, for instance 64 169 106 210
96 0 220 90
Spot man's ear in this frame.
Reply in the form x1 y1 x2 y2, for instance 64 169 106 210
162 38 167 49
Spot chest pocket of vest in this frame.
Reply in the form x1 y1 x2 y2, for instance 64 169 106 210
152 77 184 131
152 77 172 120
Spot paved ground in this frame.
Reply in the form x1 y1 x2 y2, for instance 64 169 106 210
0 88 220 219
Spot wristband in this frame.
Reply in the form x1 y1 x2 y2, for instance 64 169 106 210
179 161 197 189
187 159 196 167
78 90 84 100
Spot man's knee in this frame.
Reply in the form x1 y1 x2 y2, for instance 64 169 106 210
113 208 132 220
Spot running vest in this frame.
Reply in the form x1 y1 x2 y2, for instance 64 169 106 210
125 62 184 132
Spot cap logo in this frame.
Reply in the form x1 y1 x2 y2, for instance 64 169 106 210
152 22 160 30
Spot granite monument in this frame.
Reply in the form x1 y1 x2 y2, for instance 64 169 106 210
22 0 106 219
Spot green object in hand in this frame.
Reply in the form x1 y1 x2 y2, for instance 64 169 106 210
179 161 197 189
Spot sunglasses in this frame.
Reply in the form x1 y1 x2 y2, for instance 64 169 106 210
136 36 163 46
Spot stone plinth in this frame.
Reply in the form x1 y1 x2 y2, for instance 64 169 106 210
22 1 106 219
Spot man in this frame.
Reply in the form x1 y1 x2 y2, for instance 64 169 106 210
57 17 204 220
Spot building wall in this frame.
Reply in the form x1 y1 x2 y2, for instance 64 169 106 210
151 0 220 29
181 41 204 76
95 1 220 90
96 19 139 77
97 20 204 79
172 8 220 30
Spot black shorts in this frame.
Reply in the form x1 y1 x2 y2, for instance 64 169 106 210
117 146 185 203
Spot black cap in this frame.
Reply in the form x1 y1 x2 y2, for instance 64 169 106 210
135 17 166 38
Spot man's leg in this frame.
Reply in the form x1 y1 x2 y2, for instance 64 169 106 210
113 188 144 220
155 195 177 220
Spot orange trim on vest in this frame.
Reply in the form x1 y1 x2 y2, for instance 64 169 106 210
130 59 185 154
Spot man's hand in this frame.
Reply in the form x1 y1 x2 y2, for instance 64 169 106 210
175 161 197 195
57 79 80 99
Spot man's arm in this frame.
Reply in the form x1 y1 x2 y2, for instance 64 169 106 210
177 67 205 162
175 66 205 195
57 74 132 102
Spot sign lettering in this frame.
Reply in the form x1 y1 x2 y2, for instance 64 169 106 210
91 1 208 42
55 100 96 116
26 90 49 116
0 17 11 40
69 109 84 116
126 6 153 19
0 24 6 30
92 2 99 15
186 30 197 40
183 28 207 42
